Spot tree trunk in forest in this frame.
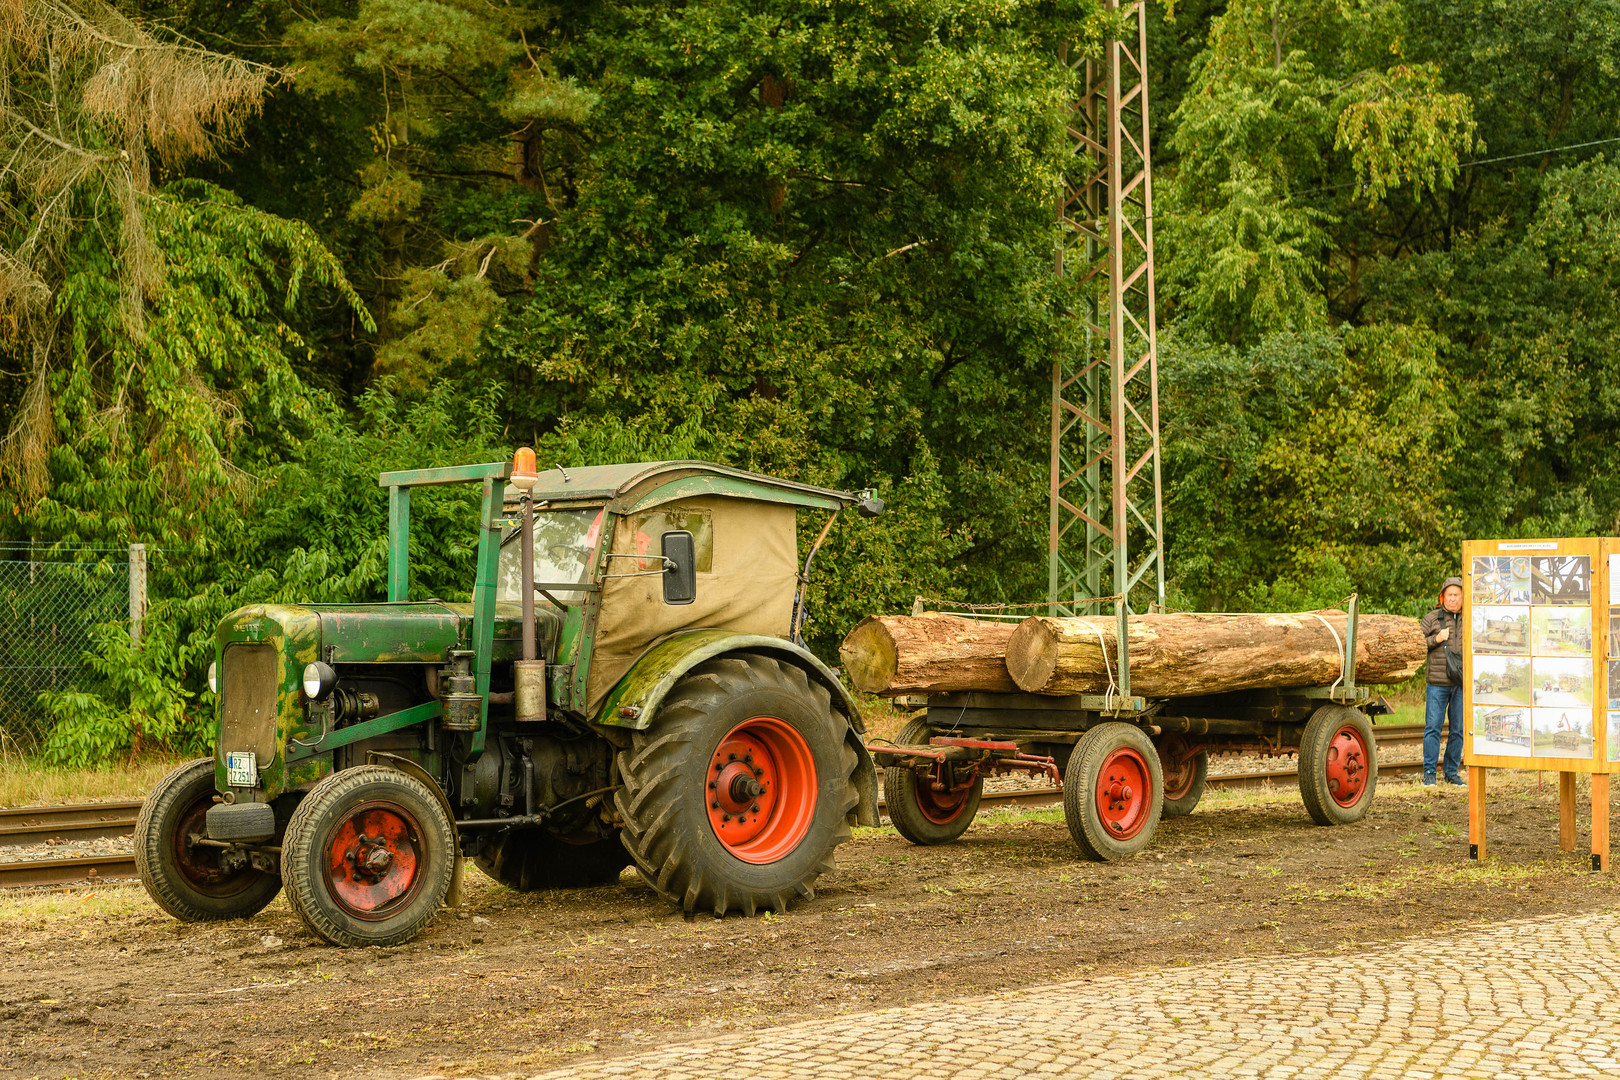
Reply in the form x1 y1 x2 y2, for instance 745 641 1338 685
1004 610 1424 697
838 614 1020 696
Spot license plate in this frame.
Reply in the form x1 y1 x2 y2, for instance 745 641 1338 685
225 752 257 787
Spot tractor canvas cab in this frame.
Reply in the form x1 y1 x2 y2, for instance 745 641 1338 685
135 455 884 946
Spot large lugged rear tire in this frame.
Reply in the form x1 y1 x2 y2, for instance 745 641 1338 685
1063 722 1163 860
281 766 456 947
475 830 632 890
885 716 983 845
1299 704 1377 826
614 656 858 918
135 758 282 923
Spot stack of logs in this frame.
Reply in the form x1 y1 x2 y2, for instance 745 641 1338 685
838 610 1425 698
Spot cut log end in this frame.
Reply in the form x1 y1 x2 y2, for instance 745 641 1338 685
1004 617 1058 693
838 617 899 695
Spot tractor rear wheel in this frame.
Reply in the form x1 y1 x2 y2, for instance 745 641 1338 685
614 656 858 918
282 765 456 947
1063 722 1163 861
475 829 631 890
1298 704 1377 826
885 716 983 845
135 758 282 923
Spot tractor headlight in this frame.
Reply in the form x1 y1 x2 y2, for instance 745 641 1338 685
303 661 338 701
207 661 217 694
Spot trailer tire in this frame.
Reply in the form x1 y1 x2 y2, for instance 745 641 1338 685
885 717 983 846
135 758 282 923
614 655 857 918
1157 736 1208 818
1064 722 1163 860
1299 705 1377 826
475 830 632 890
282 765 456 947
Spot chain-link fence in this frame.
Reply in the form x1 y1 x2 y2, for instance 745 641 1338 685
0 547 133 754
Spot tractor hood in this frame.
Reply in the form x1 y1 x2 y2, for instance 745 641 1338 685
217 601 559 665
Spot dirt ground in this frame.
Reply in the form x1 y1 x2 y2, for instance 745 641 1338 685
4 773 1619 1080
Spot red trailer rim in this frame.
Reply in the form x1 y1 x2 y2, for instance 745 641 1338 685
1325 725 1370 807
1158 737 1197 801
911 771 976 825
322 800 425 919
707 716 817 864
1095 746 1152 839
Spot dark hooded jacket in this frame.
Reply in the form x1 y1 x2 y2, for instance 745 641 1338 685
1420 576 1465 686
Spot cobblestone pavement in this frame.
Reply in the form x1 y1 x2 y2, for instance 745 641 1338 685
463 910 1620 1079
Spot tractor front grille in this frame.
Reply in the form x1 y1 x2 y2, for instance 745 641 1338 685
220 644 279 770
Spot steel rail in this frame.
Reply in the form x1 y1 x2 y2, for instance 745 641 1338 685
0 726 1431 888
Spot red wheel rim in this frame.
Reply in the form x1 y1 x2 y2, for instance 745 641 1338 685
912 771 976 826
1325 725 1370 807
1158 737 1195 801
1095 746 1152 840
170 791 263 897
322 801 425 919
707 716 817 864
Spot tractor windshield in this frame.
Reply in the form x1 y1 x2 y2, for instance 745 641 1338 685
497 507 605 606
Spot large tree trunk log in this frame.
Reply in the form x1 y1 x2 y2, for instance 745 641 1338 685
1004 610 1424 697
839 614 1020 695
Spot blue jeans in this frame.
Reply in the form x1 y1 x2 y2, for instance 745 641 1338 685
1425 684 1464 779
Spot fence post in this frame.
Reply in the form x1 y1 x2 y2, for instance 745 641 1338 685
129 543 147 647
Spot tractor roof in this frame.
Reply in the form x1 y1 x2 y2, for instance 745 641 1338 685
379 459 862 514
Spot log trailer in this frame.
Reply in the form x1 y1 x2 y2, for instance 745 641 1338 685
135 453 885 946
866 601 1391 858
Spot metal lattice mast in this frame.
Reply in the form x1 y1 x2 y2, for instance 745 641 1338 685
1049 1 1165 697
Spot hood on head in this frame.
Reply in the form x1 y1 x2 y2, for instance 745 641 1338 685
1438 576 1464 606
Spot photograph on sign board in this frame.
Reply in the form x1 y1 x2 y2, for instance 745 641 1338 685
1474 705 1532 757
1472 605 1529 655
1473 654 1532 706
1531 607 1592 655
1612 554 1620 604
1611 610 1620 658
1473 556 1531 604
1530 656 1593 706
1610 712 1620 763
1530 554 1591 605
1532 707 1594 759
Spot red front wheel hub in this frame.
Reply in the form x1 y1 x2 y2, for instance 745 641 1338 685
323 801 424 919
1095 746 1152 839
707 716 817 864
1325 726 1369 807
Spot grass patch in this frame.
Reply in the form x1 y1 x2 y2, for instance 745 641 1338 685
0 756 184 807
0 882 168 925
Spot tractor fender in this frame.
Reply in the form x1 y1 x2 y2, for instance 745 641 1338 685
596 630 879 827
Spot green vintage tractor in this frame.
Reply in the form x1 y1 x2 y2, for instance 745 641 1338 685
134 454 884 946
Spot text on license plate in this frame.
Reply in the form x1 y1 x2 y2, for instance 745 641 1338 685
225 752 257 787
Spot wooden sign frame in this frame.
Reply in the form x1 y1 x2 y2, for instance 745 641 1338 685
1463 537 1611 870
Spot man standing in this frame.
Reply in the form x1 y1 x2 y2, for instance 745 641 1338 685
1420 576 1466 785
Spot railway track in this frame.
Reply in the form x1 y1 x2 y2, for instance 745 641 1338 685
0 724 1429 889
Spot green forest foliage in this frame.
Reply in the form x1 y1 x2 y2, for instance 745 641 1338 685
2 0 1618 761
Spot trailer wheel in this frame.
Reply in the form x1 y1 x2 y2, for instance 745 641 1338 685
135 758 282 923
1063 722 1163 860
1157 736 1208 818
614 656 858 918
282 765 456 947
1298 704 1377 826
884 717 983 845
475 829 632 890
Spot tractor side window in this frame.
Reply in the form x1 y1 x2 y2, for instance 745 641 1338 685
631 510 713 573
497 507 604 605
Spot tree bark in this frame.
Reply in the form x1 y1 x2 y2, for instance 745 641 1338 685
1004 610 1424 697
838 614 1020 695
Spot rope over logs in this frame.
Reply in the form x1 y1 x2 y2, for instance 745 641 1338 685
840 610 1425 698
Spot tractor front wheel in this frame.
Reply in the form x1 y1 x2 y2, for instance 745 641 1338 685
281 765 456 947
134 758 282 922
614 656 858 918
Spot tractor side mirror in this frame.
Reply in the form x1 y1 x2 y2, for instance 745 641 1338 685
662 530 696 605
